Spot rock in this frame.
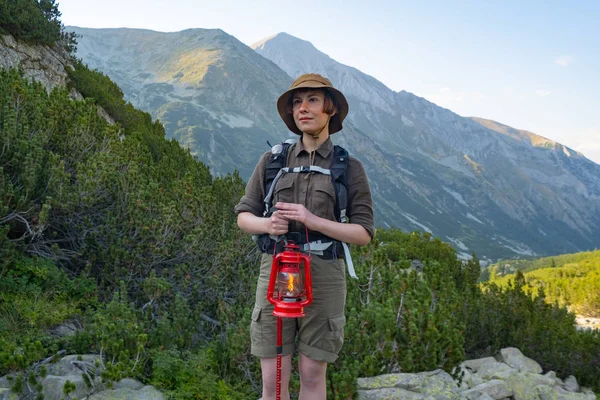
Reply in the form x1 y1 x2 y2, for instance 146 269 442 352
45 354 104 376
461 357 497 373
358 370 462 400
463 391 495 400
87 385 166 400
499 347 543 374
0 387 19 400
113 378 145 391
48 320 80 338
42 374 93 400
507 372 557 400
475 361 515 381
0 375 13 389
538 385 596 400
357 387 433 400
461 379 513 400
544 371 557 380
563 375 580 393
358 372 425 391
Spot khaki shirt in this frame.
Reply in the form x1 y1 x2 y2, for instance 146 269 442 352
234 137 374 239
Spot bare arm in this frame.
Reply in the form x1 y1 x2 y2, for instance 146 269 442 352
275 202 371 246
237 211 289 236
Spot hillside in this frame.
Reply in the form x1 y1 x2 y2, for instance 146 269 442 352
485 250 600 316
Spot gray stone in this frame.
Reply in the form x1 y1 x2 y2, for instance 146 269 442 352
358 370 462 400
42 374 92 400
462 380 513 400
463 392 495 400
45 354 103 376
420 370 463 400
507 372 556 400
113 379 145 391
0 388 19 400
499 347 543 374
544 371 557 381
49 321 79 338
461 357 497 373
563 375 580 393
475 361 515 381
357 387 433 400
538 385 596 400
87 385 166 400
358 373 426 391
0 376 13 389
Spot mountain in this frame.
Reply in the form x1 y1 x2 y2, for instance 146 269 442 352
68 27 600 261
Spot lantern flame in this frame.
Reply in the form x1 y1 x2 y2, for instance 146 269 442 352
287 274 294 292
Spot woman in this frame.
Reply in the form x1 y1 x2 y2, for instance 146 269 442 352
235 73 374 400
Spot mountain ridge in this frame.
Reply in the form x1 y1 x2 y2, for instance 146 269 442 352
65 26 600 261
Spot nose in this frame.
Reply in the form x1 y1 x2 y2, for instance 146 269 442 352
298 99 309 112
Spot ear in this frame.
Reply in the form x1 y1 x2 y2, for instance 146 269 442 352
329 106 337 117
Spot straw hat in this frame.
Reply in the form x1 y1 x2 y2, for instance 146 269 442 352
276 73 349 135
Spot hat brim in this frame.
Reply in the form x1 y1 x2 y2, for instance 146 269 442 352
277 83 349 135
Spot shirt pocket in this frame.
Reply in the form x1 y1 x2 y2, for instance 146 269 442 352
311 179 335 220
273 174 296 206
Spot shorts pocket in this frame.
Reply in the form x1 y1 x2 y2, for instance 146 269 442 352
328 313 346 332
319 313 346 356
250 305 263 345
251 305 262 322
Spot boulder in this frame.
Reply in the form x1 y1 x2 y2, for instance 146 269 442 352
357 370 462 400
87 385 165 400
563 375 580 393
461 357 497 373
499 348 543 374
475 361 516 381
461 379 513 400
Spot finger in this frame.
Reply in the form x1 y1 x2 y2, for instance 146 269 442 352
275 202 299 210
272 211 290 221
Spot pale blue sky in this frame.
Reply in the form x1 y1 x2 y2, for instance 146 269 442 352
59 0 600 164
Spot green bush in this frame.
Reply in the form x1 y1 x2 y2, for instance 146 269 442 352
0 0 76 50
464 271 600 390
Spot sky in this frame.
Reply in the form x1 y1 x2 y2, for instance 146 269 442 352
58 0 600 164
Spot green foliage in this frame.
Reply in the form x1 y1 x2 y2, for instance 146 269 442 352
464 271 600 391
0 0 77 50
326 230 477 398
150 349 251 399
488 250 600 316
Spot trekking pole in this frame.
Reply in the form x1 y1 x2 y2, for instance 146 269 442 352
276 315 283 399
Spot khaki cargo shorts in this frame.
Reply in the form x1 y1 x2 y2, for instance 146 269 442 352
250 253 347 363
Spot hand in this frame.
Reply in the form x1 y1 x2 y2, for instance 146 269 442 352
266 210 289 236
275 202 318 230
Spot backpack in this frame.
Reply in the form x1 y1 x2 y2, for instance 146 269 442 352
262 139 349 223
255 139 358 279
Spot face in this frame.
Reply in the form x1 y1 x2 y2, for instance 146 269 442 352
292 90 333 135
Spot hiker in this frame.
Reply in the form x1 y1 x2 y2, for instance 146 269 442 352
235 73 374 400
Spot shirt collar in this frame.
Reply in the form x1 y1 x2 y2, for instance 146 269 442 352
294 136 333 159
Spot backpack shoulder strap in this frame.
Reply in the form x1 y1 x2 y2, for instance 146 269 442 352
331 145 349 223
263 140 295 216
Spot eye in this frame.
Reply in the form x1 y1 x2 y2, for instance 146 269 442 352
292 99 302 105
309 97 318 102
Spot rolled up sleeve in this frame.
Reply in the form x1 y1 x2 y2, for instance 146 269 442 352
347 157 375 239
234 152 270 217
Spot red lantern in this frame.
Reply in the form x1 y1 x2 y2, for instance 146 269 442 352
266 240 312 400
267 241 313 317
